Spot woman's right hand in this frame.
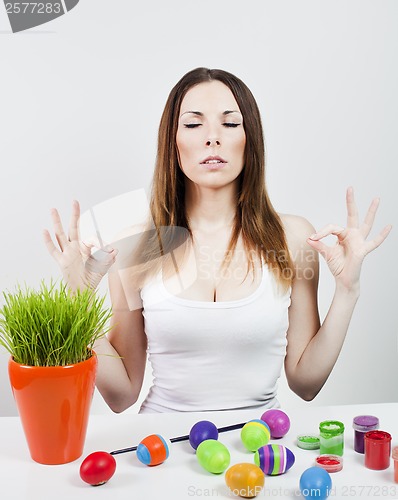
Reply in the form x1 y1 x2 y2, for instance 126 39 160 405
43 200 118 292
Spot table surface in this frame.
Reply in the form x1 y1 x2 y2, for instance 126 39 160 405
2 402 398 499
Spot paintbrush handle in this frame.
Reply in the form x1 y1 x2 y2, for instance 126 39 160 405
110 421 246 455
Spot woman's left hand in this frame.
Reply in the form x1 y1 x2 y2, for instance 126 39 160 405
306 187 392 292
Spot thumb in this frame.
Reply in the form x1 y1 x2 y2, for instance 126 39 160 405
306 237 329 259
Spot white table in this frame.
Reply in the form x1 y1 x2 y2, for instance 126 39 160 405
2 403 398 499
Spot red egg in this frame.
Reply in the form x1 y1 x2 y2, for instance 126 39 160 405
80 451 116 486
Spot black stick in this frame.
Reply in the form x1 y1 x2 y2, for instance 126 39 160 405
110 421 247 455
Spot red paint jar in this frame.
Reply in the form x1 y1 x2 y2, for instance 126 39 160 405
315 454 343 473
364 431 392 470
392 447 398 483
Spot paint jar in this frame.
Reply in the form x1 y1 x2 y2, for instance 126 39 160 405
297 435 320 450
315 454 343 473
319 420 345 456
352 415 379 454
392 447 398 483
364 431 391 470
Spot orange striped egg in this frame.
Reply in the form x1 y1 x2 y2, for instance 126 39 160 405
136 434 169 466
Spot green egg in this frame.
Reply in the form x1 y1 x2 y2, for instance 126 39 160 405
196 439 230 474
241 420 271 452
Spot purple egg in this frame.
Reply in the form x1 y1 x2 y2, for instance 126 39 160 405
261 409 291 438
254 444 295 475
189 420 219 450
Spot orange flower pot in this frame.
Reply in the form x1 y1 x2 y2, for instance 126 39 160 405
8 353 97 465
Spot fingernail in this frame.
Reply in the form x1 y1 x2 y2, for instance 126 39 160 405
308 233 318 240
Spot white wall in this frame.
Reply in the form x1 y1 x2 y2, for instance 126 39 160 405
0 0 397 416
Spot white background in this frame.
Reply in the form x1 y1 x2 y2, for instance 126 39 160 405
0 0 397 416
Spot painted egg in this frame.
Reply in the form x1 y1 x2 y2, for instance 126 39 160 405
299 466 332 500
196 439 230 474
189 420 218 450
225 463 265 498
260 409 291 439
241 419 270 452
79 451 116 486
136 434 169 466
254 444 295 475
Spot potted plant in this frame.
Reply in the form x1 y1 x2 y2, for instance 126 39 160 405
0 280 112 465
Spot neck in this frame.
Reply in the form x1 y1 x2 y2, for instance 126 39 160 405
184 181 238 232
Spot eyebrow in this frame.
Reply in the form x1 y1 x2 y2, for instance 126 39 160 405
180 110 242 118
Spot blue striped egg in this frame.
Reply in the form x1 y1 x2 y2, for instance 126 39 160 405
254 444 295 475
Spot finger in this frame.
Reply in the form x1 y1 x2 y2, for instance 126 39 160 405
346 186 359 228
81 239 115 258
364 225 392 254
107 248 119 262
308 224 347 241
68 200 81 242
50 208 68 249
84 236 111 248
81 236 111 251
81 240 95 258
306 237 330 259
85 248 119 274
360 197 380 238
42 229 62 263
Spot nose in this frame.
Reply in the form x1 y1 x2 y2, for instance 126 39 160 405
206 138 220 146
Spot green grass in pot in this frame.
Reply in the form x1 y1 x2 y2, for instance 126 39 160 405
0 280 112 367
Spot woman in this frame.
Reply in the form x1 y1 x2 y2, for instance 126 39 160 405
43 67 391 413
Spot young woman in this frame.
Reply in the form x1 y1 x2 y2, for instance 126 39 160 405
43 68 391 413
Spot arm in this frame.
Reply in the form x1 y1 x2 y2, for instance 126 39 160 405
44 201 147 412
94 270 147 413
283 215 359 401
283 188 391 401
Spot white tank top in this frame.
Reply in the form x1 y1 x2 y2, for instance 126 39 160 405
139 265 291 413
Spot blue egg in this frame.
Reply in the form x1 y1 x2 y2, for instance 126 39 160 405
189 421 218 450
300 467 332 500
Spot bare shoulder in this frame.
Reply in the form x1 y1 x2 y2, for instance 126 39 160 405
279 213 315 240
278 213 317 266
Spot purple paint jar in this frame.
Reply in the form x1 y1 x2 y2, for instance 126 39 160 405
352 415 379 454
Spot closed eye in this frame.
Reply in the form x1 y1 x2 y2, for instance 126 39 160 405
184 123 241 128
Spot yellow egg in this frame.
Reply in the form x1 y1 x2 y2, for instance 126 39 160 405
225 463 265 498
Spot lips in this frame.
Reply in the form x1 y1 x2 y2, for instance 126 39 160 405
200 155 227 165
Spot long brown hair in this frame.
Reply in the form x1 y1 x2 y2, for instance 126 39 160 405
129 67 293 291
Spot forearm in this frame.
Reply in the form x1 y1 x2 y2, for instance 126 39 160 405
289 283 360 400
93 336 143 413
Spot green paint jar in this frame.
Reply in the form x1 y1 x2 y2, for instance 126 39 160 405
297 435 320 450
319 420 345 456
